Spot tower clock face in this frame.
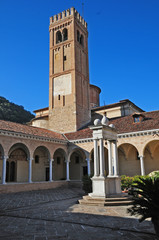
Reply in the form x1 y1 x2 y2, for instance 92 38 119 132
53 73 72 96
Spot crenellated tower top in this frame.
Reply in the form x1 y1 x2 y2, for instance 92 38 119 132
50 7 87 29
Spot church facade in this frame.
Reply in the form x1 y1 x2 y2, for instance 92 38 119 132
0 8 159 186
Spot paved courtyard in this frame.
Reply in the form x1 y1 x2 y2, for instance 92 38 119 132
0 186 158 240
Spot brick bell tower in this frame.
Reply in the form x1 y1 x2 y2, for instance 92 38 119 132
48 7 90 133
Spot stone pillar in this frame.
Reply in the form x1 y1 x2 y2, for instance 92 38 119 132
99 138 104 177
139 156 145 176
86 158 91 176
28 158 33 183
66 160 70 181
49 159 54 182
2 155 8 184
112 141 119 176
93 138 99 177
107 140 113 177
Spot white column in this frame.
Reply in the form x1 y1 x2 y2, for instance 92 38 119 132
139 156 145 176
49 159 53 182
86 158 91 176
28 158 33 183
94 138 99 177
66 160 70 181
2 156 8 184
112 141 119 177
107 140 113 177
99 138 104 177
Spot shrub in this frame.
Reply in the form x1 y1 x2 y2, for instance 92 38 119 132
82 175 92 194
127 177 159 237
121 175 149 191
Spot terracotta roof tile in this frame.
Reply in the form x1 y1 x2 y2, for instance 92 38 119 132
65 111 159 140
0 120 65 141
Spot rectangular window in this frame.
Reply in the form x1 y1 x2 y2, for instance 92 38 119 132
63 95 65 106
64 55 67 61
58 95 60 100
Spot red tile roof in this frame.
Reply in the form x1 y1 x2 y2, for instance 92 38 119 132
0 120 65 141
1 110 159 141
65 111 159 140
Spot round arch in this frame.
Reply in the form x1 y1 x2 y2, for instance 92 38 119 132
69 148 87 180
7 143 30 183
118 143 140 176
32 146 51 182
0 144 4 159
53 148 67 180
143 140 159 175
8 143 30 159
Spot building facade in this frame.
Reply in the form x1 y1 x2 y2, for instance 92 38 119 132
0 8 159 186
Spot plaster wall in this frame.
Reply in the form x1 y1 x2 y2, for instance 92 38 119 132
17 161 28 182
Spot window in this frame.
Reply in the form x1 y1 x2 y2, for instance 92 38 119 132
58 95 60 100
134 117 140 123
64 55 67 61
75 156 79 164
56 31 62 44
63 28 68 41
35 155 39 164
57 157 61 165
80 34 84 47
63 95 65 106
77 30 80 42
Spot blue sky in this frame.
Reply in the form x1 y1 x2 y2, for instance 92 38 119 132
0 0 159 113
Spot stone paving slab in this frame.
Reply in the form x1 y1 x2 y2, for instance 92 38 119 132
0 187 158 240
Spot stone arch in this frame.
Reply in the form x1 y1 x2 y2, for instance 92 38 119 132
32 146 51 182
143 140 159 175
118 143 140 176
53 148 67 180
0 144 4 159
8 143 30 159
56 30 62 43
7 143 30 182
69 148 87 180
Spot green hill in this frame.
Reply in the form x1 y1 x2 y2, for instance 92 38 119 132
0 97 35 124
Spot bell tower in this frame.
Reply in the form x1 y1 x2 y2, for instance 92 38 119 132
48 7 90 133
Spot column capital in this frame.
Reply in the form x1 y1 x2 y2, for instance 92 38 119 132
50 158 54 162
85 158 90 162
3 155 8 161
65 159 70 163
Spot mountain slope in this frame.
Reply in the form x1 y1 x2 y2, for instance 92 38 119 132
0 97 34 124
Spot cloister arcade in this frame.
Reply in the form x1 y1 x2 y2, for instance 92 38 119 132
0 138 159 184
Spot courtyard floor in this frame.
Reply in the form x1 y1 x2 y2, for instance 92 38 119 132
0 186 158 240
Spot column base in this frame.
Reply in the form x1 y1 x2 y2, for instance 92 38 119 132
90 176 121 198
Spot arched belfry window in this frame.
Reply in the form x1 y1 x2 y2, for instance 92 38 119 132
77 30 80 42
63 28 68 41
80 34 84 47
56 31 62 44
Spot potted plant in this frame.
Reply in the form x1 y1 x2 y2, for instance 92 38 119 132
128 176 159 237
